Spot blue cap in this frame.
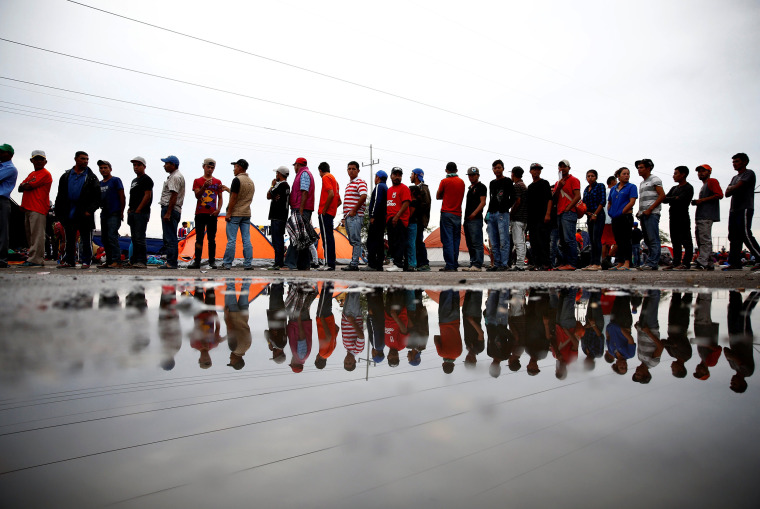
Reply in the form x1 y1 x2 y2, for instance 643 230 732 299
161 155 180 166
373 352 385 363
375 170 388 180
409 352 421 366
412 168 424 181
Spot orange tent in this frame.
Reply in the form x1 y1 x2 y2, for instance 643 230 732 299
178 214 274 261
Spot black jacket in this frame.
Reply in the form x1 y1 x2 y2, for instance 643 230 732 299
54 167 101 229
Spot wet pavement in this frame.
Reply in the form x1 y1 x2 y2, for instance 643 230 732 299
1 277 758 508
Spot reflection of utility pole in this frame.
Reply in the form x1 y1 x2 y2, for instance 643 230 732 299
362 144 379 196
365 335 370 381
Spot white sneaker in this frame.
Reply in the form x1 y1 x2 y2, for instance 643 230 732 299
385 265 403 272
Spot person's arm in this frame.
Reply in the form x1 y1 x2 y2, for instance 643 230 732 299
349 193 367 217
193 180 204 199
508 195 520 216
471 194 487 220
267 180 277 200
226 192 238 222
118 188 126 220
134 190 151 214
19 172 52 191
322 178 335 213
643 185 666 215
563 188 581 214
621 197 637 215
436 181 444 200
299 190 307 215
694 180 724 205
214 187 223 217
392 200 410 226
163 191 178 220
544 197 552 223
726 178 745 198
552 177 566 198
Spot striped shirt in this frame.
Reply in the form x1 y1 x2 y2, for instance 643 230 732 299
341 314 365 355
638 175 663 214
343 177 368 217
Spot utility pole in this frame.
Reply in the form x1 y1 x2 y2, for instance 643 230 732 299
362 144 379 195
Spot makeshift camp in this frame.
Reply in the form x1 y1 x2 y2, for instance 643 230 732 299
178 214 274 262
424 226 492 265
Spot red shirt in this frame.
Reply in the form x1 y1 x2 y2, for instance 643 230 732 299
193 177 223 215
437 176 465 215
318 173 340 216
554 175 581 213
385 309 409 350
435 322 463 360
386 183 412 226
20 168 53 215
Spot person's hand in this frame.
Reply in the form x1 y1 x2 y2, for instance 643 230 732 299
349 210 356 217
271 179 277 187
225 215 231 223
643 209 652 216
392 215 399 226
370 218 374 224
544 214 551 224
162 213 170 221
84 211 91 217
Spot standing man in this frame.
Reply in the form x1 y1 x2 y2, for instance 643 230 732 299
341 161 367 271
158 155 185 269
581 169 606 271
662 166 694 270
526 163 552 271
510 166 529 271
222 159 254 270
552 159 581 270
486 159 515 271
385 167 411 272
602 175 618 267
126 156 153 269
189 158 223 269
267 165 290 270
317 162 340 271
636 158 666 270
97 160 125 268
18 150 52 267
286 157 315 271
725 152 760 270
691 164 723 270
462 166 487 271
0 143 18 269
436 161 466 272
54 151 101 268
411 168 431 271
364 170 388 271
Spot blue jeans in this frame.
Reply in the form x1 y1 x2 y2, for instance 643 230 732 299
639 212 661 268
464 218 484 268
487 211 510 268
406 223 418 268
270 219 286 267
550 226 561 267
102 214 122 264
587 210 605 266
318 213 335 268
440 212 461 269
128 211 150 265
345 214 363 267
160 206 180 267
223 216 253 267
559 211 578 268
632 245 641 267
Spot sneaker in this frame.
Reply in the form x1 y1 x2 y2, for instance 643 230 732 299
416 265 431 272
158 264 177 270
386 265 403 272
751 264 760 271
341 265 359 271
497 266 508 272
266 265 281 271
486 266 500 272
218 265 231 271
311 263 320 269
360 266 380 271
243 266 254 270
20 261 43 267
723 265 743 271
0 262 9 269
662 265 675 271
439 267 457 272
187 261 201 269
208 263 218 269
319 266 335 271
403 267 416 272
512 266 526 271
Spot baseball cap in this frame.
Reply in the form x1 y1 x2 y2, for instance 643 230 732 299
293 157 307 166
409 352 421 366
466 167 479 175
31 150 46 159
390 166 403 175
412 168 424 181
446 161 458 173
130 156 146 165
375 170 388 180
0 143 14 155
373 352 385 363
274 165 290 177
96 160 112 168
530 162 543 170
161 155 180 166
203 158 216 166
559 159 571 168
231 159 249 170
697 164 712 172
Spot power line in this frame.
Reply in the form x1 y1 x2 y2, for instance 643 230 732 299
67 0 624 163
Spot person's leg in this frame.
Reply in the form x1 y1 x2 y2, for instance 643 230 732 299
80 225 93 266
393 222 408 268
487 215 501 267
641 213 661 267
297 211 313 270
28 210 47 265
670 219 682 267
463 219 475 267
167 209 180 266
366 219 382 269
682 219 693 268
470 219 484 268
206 214 218 265
107 215 121 265
346 215 362 267
695 219 712 268
240 217 253 267
591 211 605 266
498 212 510 268
511 220 526 268
62 220 77 265
133 212 149 265
160 206 173 266
440 212 456 269
560 212 578 267
24 210 33 261
271 219 285 267
740 209 760 261
612 215 632 266
193 215 207 264
406 223 417 268
223 217 239 267
319 214 336 269
549 227 560 267
416 222 429 267
0 198 10 265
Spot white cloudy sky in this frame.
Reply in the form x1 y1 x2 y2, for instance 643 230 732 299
1 0 758 241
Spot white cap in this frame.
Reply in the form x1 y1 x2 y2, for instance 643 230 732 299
274 165 290 177
31 150 46 159
130 156 147 165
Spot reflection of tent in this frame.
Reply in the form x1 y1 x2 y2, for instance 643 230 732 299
424 226 491 264
315 228 366 264
178 214 274 261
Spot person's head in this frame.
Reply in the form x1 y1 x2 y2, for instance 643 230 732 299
344 352 357 371
696 164 712 182
375 170 387 184
612 358 628 375
97 160 112 179
671 360 687 378
558 159 571 176
607 175 618 188
411 168 424 185
314 355 327 370
694 362 710 380
407 349 421 366
272 348 286 364
529 162 543 181
632 364 652 384
274 165 290 181
293 157 307 171
527 358 540 376
467 166 480 183
161 155 179 173
30 150 47 170
489 360 501 378
445 161 457 174
390 167 403 185
586 169 598 185
202 158 216 177
228 353 245 370
0 143 14 162
635 158 654 178
387 348 400 367
231 159 249 175
511 166 524 182
347 161 360 180
507 356 521 372
555 360 568 380
318 161 330 175
730 373 748 393
464 351 478 369
492 159 505 178
74 150 89 170
131 156 146 176
732 152 749 172
442 359 455 374
673 165 689 183
583 356 596 371
619 168 631 184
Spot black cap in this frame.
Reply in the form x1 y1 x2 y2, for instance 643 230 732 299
446 162 457 173
231 159 249 170
390 166 403 175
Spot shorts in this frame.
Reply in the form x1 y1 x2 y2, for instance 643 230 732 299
601 224 615 247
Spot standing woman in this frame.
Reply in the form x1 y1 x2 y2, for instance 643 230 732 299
607 167 638 270
582 169 606 270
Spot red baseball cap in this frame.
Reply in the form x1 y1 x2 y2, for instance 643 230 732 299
293 157 307 166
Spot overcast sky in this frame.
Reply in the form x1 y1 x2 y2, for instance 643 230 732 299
1 0 758 241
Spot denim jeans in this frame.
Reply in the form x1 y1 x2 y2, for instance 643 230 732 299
318 213 335 268
440 212 461 270
345 214 363 267
632 245 641 267
463 218 484 268
415 222 429 267
102 214 122 264
128 211 150 265
558 211 578 268
487 211 510 268
587 210 605 266
406 223 418 268
270 219 286 267
639 212 661 268
511 220 527 268
160 206 180 267
223 216 253 268
550 226 561 267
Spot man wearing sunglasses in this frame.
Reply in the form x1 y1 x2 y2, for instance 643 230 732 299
189 157 223 269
